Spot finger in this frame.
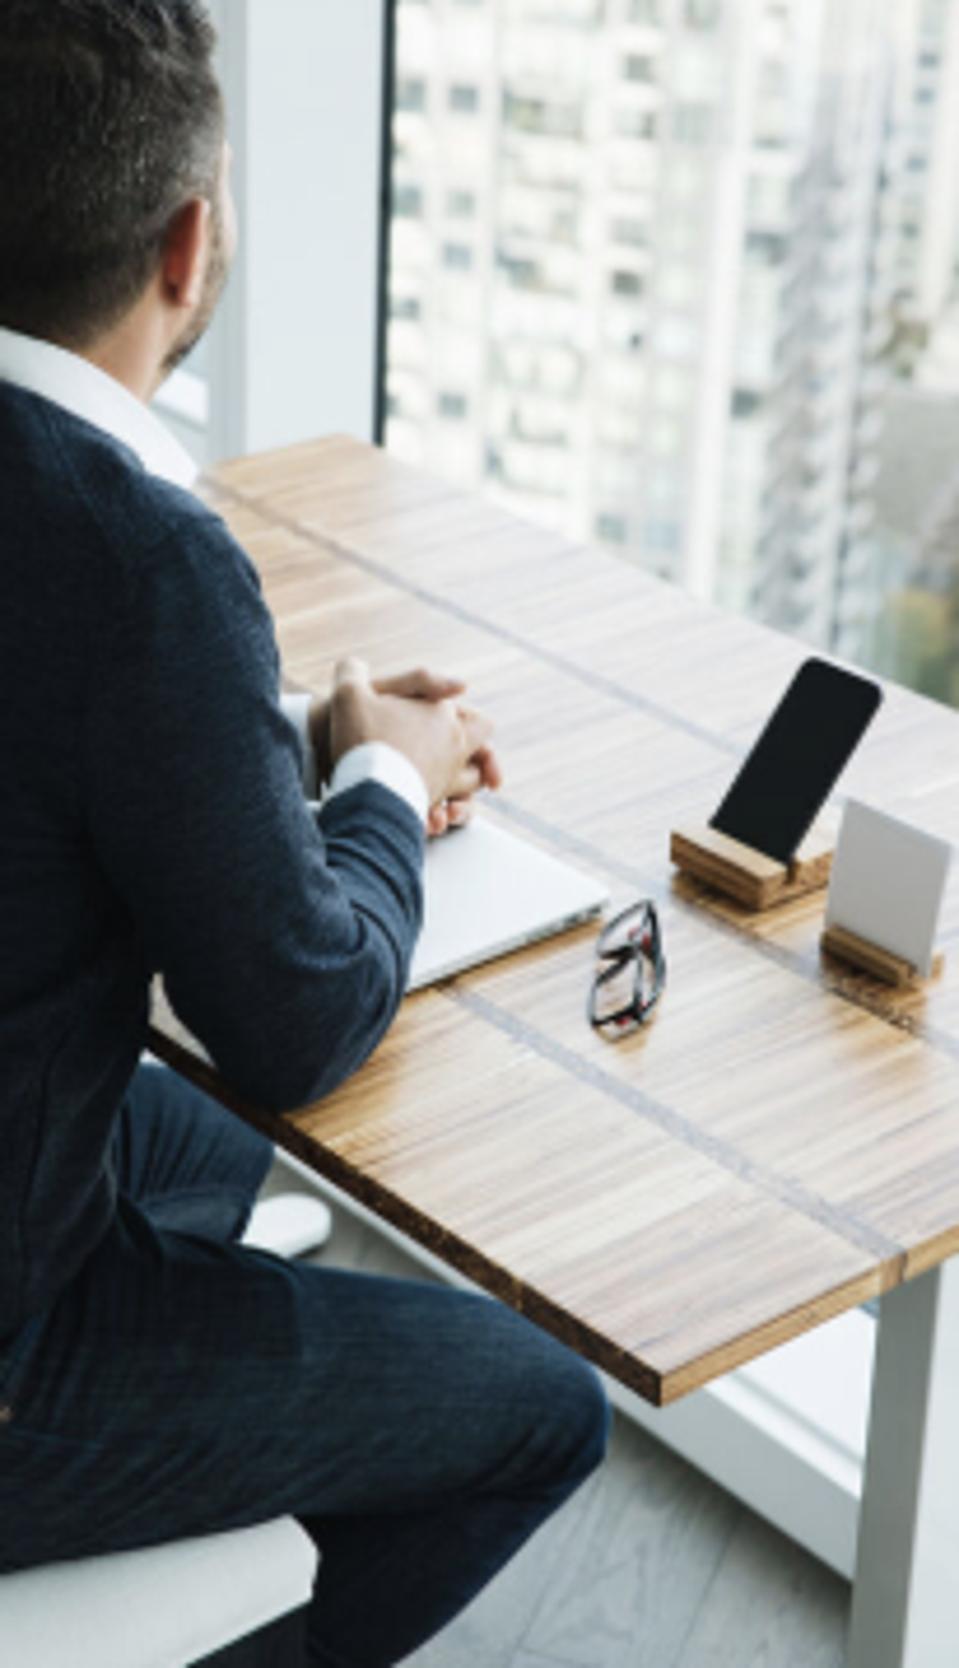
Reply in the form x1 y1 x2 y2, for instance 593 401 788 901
458 705 495 754
333 655 370 692
427 803 450 838
471 745 504 791
445 797 474 828
448 762 483 800
375 668 466 702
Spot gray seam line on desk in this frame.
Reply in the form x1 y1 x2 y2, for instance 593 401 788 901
446 982 902 1267
212 480 743 761
488 792 959 1067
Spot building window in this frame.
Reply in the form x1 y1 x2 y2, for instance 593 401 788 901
394 184 424 218
673 103 714 144
685 0 722 26
745 230 788 264
449 84 481 114
610 216 648 248
614 107 658 139
442 242 474 270
596 512 629 543
645 518 681 551
396 77 427 112
447 189 477 217
438 392 470 419
623 54 656 83
611 269 645 297
390 295 422 321
731 388 762 418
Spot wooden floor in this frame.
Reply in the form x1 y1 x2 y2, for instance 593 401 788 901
264 1166 851 1667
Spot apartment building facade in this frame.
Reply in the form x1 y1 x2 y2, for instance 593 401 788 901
384 0 934 657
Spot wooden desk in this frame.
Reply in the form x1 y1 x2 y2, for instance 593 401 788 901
151 436 959 1668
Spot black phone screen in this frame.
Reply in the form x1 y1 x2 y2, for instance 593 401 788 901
709 658 882 864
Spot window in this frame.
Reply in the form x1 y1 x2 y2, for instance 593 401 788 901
382 0 959 722
610 216 648 248
731 388 762 418
438 391 470 419
396 77 427 112
685 0 722 25
394 184 424 218
442 242 474 270
610 269 645 297
644 517 681 551
503 91 583 138
614 107 658 139
447 189 478 217
449 83 480 114
497 250 542 288
623 54 656 83
390 294 423 321
746 230 788 264
672 103 714 144
596 512 628 542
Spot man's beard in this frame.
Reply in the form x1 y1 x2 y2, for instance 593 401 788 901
161 205 230 378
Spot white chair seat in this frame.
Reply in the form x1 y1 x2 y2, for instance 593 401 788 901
0 1517 318 1668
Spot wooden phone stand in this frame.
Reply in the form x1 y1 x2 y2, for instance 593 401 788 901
670 821 834 912
820 924 943 988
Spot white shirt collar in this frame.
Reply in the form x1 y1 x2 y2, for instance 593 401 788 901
0 326 199 492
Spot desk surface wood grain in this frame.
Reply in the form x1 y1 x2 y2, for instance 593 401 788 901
149 435 959 1406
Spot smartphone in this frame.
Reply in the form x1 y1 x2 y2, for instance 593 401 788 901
710 658 882 864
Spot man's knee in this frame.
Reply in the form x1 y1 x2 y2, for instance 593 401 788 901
478 1301 611 1494
533 1341 611 1488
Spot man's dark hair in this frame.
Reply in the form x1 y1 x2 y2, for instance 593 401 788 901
0 0 223 348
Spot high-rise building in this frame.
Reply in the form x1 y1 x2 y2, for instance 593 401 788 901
892 0 959 341
383 0 942 658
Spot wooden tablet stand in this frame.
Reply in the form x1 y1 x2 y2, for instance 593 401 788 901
820 924 943 988
670 821 834 913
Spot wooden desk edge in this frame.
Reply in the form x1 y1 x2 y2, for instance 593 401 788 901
147 1023 926 1411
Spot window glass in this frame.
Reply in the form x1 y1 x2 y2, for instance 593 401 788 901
383 0 959 705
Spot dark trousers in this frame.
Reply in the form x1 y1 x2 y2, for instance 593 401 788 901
0 1062 610 1665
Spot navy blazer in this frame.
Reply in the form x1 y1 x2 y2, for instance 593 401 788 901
0 383 424 1337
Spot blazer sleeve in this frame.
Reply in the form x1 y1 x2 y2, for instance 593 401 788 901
81 509 425 1113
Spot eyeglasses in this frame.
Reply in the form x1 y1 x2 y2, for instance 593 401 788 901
588 900 666 1039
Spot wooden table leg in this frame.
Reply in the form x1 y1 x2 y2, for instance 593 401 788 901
848 1257 959 1668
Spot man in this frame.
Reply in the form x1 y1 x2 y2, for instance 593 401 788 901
0 3 609 1663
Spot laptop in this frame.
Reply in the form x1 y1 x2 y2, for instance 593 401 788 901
408 814 610 991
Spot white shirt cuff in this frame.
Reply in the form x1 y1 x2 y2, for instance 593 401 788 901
326 743 429 825
281 692 318 798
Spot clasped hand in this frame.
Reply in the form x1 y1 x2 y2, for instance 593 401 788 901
309 661 503 838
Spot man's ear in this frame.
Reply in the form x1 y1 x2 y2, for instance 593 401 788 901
160 198 212 312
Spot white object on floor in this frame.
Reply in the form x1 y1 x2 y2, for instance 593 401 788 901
243 1192 333 1258
825 798 952 977
0 1518 318 1668
409 813 609 991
